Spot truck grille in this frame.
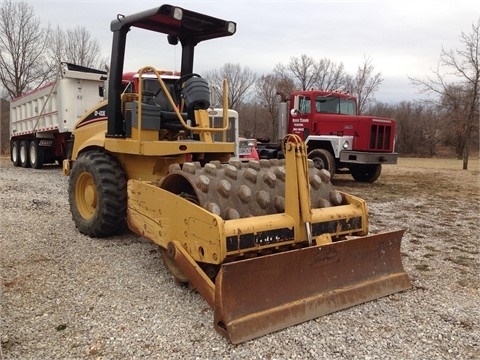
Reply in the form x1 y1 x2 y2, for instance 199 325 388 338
369 124 391 151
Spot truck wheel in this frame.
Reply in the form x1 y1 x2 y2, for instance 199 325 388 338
69 150 127 237
351 164 382 183
29 140 45 169
308 149 336 177
19 140 31 168
11 141 20 167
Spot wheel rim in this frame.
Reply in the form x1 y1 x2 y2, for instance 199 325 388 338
30 144 37 165
312 156 325 170
75 171 97 219
20 145 27 163
12 144 18 163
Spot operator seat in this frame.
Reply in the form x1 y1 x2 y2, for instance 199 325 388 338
156 84 187 131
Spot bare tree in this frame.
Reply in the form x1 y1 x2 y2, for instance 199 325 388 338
237 102 270 139
365 101 395 119
274 55 354 95
50 25 107 69
204 63 257 110
411 18 479 170
437 85 473 158
255 74 282 141
271 64 296 98
274 54 318 91
0 0 53 98
393 101 436 156
345 56 383 115
313 58 346 91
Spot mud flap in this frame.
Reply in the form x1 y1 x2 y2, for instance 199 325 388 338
213 229 411 344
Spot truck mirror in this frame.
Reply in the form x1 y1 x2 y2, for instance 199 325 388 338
210 85 219 107
291 94 300 115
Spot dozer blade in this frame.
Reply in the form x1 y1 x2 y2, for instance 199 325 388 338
213 229 411 344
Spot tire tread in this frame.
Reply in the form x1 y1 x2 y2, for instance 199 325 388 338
69 150 127 237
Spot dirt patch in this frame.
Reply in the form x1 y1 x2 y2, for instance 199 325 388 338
334 158 479 291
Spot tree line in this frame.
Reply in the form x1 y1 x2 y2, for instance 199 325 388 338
0 0 106 99
203 55 383 144
204 20 479 168
1 1 478 167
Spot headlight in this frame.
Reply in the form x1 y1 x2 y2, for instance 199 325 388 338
173 7 183 20
342 140 350 150
227 22 236 34
247 139 257 147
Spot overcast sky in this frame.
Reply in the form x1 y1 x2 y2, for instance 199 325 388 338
25 0 479 103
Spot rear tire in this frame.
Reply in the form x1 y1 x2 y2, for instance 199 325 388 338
11 141 20 167
351 164 382 183
29 140 45 169
308 149 336 177
19 140 31 168
69 150 127 237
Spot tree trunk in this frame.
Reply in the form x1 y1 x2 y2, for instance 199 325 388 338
462 129 470 170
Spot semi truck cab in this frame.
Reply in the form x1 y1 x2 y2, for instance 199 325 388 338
281 90 398 182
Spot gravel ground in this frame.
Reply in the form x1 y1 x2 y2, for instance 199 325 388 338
1 157 479 359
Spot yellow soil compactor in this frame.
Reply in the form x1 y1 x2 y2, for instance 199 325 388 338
63 4 411 344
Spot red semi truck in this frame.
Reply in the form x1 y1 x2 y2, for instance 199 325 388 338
257 90 398 182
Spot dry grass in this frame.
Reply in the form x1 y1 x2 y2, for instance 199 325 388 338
398 156 480 171
335 156 479 202
334 156 479 291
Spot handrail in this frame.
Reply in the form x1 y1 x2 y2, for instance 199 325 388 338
137 66 229 133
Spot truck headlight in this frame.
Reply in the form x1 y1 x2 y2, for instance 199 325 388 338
247 139 257 147
343 140 350 150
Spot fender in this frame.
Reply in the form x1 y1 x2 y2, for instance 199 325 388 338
71 119 107 160
70 101 109 160
306 135 354 158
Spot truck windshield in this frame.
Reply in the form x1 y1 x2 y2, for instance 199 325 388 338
142 79 162 95
315 96 356 115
